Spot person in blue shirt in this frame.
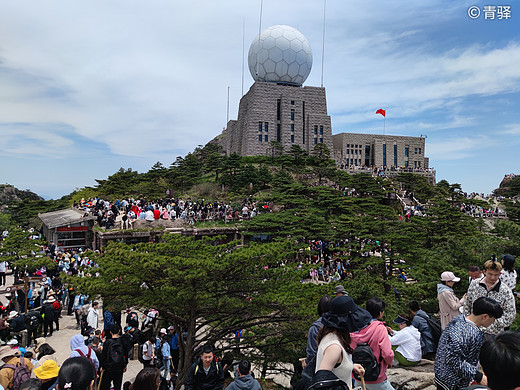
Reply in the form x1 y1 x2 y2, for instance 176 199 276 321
167 326 179 373
156 328 172 384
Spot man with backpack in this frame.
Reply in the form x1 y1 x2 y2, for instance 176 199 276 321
408 300 437 360
24 309 42 346
185 345 224 390
69 333 100 371
99 324 128 390
0 345 34 390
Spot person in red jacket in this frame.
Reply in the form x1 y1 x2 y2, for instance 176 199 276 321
350 297 395 390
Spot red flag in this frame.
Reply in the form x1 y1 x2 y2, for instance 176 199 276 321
376 109 386 117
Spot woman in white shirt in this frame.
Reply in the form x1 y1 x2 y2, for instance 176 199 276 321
387 314 422 366
313 296 370 389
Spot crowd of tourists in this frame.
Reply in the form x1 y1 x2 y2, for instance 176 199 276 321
74 196 270 228
301 253 520 390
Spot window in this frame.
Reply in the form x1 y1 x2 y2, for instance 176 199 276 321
418 161 421 167
314 138 318 144
346 149 350 155
351 149 354 154
405 147 409 157
319 138 323 143
320 126 323 135
258 122 262 132
419 148 422 154
405 160 408 167
258 134 262 142
291 100 295 105
291 135 294 143
264 122 268 132
346 144 350 148
355 150 358 155
394 144 397 166
414 148 418 154
291 110 295 121
277 124 281 142
383 144 387 167
264 135 268 142
314 126 318 135
291 123 294 132
277 99 281 121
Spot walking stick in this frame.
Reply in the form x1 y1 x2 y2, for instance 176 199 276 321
360 371 366 390
97 370 104 390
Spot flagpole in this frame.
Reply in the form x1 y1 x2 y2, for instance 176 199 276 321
383 108 386 135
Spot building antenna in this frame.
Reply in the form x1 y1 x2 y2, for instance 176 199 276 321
256 0 263 78
227 86 230 124
321 0 326 87
242 18 245 97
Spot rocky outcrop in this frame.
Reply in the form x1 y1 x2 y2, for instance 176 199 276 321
386 360 435 390
0 184 42 211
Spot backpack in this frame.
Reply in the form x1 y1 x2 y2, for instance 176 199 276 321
105 339 125 371
3 357 32 390
352 343 380 382
138 343 146 364
156 340 165 361
416 313 442 348
76 347 94 366
27 313 40 327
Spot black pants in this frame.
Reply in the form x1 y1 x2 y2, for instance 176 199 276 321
100 370 124 390
0 272 6 286
43 320 53 337
27 327 38 345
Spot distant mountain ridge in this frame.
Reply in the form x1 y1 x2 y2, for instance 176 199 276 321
0 184 43 211
494 174 520 197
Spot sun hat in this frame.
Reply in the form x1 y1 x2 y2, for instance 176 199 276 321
6 339 18 345
333 285 348 295
0 346 16 361
8 311 18 320
441 271 460 282
321 295 372 332
34 359 60 379
159 328 167 334
46 296 56 303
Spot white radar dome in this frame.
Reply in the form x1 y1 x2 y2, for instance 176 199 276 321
248 25 313 86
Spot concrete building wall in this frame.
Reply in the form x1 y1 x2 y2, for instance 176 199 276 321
332 133 428 169
225 82 332 156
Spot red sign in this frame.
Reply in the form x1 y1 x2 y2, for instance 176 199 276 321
57 226 88 232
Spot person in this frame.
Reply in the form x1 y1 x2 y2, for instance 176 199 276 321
125 309 139 329
499 254 517 291
184 345 224 390
305 296 332 366
57 357 96 390
225 360 261 390
434 297 503 390
408 301 436 359
0 312 9 340
128 366 161 390
0 260 7 286
69 334 100 371
387 314 422 366
33 359 59 390
142 336 155 368
20 378 43 390
314 296 367 389
155 328 172 383
166 326 179 373
25 309 43 346
475 331 520 390
334 285 348 297
86 302 99 331
463 259 516 334
437 271 466 330
99 324 128 390
468 266 483 284
103 308 115 340
34 343 58 371
8 310 25 332
350 297 395 390
41 298 55 337
0 345 34 389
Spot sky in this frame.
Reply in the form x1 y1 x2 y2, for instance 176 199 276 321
0 0 519 199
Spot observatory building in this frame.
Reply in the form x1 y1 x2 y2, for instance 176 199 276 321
221 25 333 156
218 25 433 182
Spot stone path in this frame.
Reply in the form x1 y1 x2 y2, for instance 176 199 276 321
1 272 143 386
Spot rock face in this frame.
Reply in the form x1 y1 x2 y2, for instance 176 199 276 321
386 360 435 390
0 184 42 211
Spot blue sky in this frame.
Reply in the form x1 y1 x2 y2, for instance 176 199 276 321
0 0 519 199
